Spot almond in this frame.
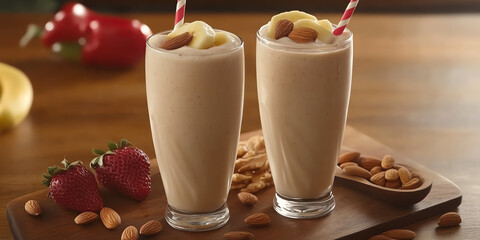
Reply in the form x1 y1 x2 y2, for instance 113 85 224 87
358 157 382 170
343 165 372 179
385 169 399 181
398 167 412 185
244 213 271 226
100 207 121 229
238 192 258 206
370 166 383 175
140 220 163 235
25 200 41 216
288 27 317 43
382 229 416 239
338 151 361 164
159 32 193 50
339 161 358 169
370 171 386 187
121 226 139 240
74 212 99 225
368 235 395 240
275 19 294 39
223 231 255 240
385 180 401 189
401 177 422 189
438 212 462 227
381 154 395 169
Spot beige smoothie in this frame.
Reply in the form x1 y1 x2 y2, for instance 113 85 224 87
256 12 353 204
146 23 244 214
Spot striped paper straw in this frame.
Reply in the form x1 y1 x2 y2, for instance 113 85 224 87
174 0 186 30
333 0 359 36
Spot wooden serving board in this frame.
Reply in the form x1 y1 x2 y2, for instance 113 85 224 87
7 126 462 240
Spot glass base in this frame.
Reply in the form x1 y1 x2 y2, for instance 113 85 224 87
273 191 335 219
165 203 229 232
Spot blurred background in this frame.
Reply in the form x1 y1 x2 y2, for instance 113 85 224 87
2 0 480 13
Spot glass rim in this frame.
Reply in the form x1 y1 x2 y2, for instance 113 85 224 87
256 24 352 51
146 30 244 56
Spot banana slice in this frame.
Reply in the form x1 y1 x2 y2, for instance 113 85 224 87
214 31 230 46
268 10 317 39
168 21 215 49
293 19 334 43
0 63 33 132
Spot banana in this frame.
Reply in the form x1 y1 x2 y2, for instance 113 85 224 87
293 19 334 43
214 31 229 46
0 63 33 133
267 10 317 39
168 21 216 49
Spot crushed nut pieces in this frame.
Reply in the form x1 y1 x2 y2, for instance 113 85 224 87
231 136 273 193
338 152 423 190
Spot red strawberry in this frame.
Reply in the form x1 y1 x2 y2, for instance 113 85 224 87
42 159 103 212
90 139 151 201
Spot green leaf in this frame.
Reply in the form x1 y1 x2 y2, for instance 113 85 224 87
107 141 118 151
98 155 104 167
119 139 131 148
61 158 69 168
47 166 58 176
42 173 52 180
42 178 51 187
92 149 105 156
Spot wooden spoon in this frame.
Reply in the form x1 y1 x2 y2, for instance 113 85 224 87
335 163 433 206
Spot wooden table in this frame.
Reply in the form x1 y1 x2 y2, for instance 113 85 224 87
1 13 479 239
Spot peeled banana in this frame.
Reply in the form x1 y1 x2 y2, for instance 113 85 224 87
0 63 33 132
168 21 216 49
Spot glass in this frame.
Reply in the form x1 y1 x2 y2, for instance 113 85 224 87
256 24 353 219
145 31 244 231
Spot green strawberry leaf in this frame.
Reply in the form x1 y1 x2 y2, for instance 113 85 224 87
107 141 118 151
118 139 131 148
92 149 105 156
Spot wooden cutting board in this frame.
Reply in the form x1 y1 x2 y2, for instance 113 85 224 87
6 126 462 240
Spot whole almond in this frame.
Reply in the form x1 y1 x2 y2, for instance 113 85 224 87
338 151 361 164
140 220 163 235
339 162 358 169
385 180 402 189
100 207 121 229
238 192 258 206
25 200 41 216
398 167 412 185
381 155 395 169
288 27 317 43
343 165 372 179
121 226 139 240
223 231 255 240
370 171 386 187
275 19 294 39
401 177 422 189
358 157 382 171
368 235 395 240
385 169 399 181
438 212 462 227
382 229 416 239
159 32 193 50
244 213 271 226
370 166 383 175
74 212 99 225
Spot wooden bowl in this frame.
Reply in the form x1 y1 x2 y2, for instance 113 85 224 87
335 164 433 206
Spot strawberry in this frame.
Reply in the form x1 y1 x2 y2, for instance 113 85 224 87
90 139 151 201
42 159 103 212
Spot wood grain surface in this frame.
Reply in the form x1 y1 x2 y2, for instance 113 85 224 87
1 13 480 239
6 127 462 239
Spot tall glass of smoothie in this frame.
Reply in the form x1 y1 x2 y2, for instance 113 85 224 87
145 21 244 231
256 11 353 219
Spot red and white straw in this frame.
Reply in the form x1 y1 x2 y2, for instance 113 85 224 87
333 0 359 36
174 0 186 30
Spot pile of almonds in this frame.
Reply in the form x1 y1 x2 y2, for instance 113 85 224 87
338 152 423 190
231 135 273 193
